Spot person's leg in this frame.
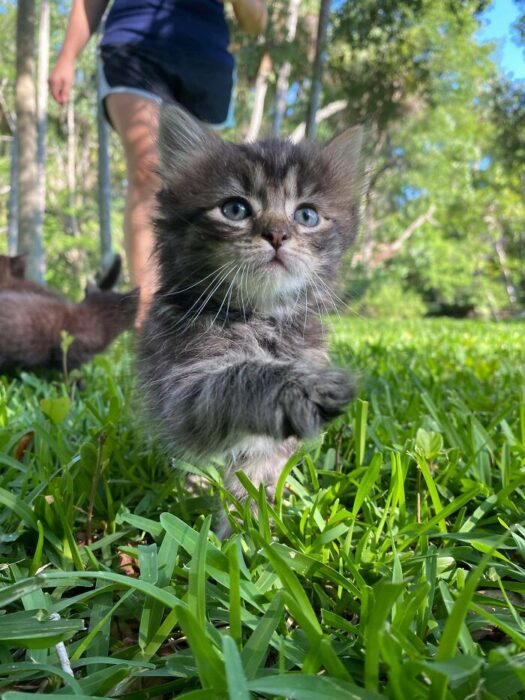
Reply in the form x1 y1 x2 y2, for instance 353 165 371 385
105 92 160 323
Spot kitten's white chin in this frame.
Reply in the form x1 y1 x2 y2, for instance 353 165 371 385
246 263 306 314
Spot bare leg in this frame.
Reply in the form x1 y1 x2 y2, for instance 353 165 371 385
105 93 160 325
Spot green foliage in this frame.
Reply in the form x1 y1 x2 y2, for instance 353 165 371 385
329 1 525 318
491 78 525 172
1 0 525 316
1 319 524 697
346 274 427 319
0 0 127 296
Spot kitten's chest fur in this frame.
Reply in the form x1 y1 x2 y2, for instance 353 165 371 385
152 304 328 367
240 314 327 364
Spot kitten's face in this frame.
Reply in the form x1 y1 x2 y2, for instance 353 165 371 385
198 154 343 309
156 106 362 315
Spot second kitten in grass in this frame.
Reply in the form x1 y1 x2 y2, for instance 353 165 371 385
0 256 138 373
139 105 363 534
0 253 122 296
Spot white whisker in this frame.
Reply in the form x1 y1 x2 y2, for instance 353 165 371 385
159 261 232 298
186 264 237 330
172 262 236 330
215 265 242 328
303 285 308 339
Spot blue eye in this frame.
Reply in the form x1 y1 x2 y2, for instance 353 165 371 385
294 206 319 227
221 199 251 221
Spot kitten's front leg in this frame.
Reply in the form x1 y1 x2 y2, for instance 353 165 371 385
226 438 297 503
166 359 354 537
168 359 354 457
215 362 354 534
217 437 297 537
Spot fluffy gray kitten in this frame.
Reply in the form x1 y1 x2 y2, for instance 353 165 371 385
138 105 362 533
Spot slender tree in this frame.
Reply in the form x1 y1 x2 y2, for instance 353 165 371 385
7 135 19 254
67 95 79 235
34 0 50 282
305 0 331 140
244 52 272 141
1 78 19 254
15 0 40 281
271 0 300 136
97 53 113 267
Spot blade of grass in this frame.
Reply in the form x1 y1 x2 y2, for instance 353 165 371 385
222 635 252 700
0 662 84 694
0 577 45 607
188 515 211 628
227 539 242 646
354 399 369 468
175 604 225 690
436 543 505 661
241 593 283 679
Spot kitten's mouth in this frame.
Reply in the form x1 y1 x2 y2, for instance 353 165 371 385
268 254 288 270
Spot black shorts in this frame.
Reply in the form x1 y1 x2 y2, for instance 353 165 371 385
99 44 235 127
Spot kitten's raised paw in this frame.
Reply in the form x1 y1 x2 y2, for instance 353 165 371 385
279 366 355 439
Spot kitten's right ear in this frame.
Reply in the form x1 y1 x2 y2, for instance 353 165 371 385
10 254 27 279
322 125 365 194
158 103 219 179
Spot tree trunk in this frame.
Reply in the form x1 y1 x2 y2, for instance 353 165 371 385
271 0 300 137
305 0 331 141
97 54 113 267
485 206 518 308
15 0 40 281
34 0 50 283
7 135 19 254
244 52 272 142
494 238 518 307
0 79 18 253
358 167 375 268
352 129 386 270
67 95 79 235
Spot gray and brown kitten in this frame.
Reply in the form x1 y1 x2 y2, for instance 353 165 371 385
138 105 363 533
0 256 138 372
0 253 122 295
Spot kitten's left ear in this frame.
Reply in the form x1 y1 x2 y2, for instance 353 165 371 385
158 102 219 179
96 253 122 291
84 282 98 298
322 125 365 195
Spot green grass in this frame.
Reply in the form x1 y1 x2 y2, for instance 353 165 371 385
0 318 524 699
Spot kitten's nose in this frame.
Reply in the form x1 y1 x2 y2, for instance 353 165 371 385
262 230 289 250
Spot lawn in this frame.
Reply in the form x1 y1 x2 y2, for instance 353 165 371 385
0 318 524 699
